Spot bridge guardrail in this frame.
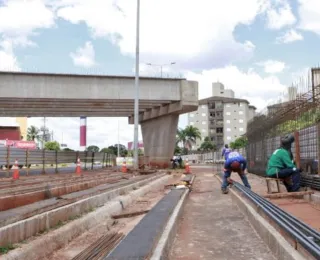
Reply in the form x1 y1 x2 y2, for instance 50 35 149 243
0 146 116 176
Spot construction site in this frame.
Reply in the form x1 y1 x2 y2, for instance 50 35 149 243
0 67 320 259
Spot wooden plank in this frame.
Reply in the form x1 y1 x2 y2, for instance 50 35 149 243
111 210 150 219
264 191 314 199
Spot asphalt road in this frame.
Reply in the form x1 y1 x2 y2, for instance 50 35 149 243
0 164 105 178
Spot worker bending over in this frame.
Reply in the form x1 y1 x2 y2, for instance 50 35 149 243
266 134 303 192
221 151 251 194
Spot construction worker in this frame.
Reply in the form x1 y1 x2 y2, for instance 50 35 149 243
221 151 251 194
266 134 303 192
221 144 232 160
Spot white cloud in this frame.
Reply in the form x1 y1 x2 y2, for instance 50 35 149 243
185 65 287 111
265 0 296 30
297 0 320 35
0 40 20 71
24 117 142 151
70 41 96 68
256 60 286 74
0 0 55 47
54 0 266 70
276 29 304 43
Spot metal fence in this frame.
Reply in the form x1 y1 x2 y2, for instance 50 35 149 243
182 148 246 164
246 67 320 176
0 146 116 176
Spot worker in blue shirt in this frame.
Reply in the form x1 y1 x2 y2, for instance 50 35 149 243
221 144 232 160
221 151 251 194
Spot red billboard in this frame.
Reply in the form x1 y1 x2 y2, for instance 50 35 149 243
0 140 37 150
127 141 144 150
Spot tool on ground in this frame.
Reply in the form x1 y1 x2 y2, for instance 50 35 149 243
166 179 192 190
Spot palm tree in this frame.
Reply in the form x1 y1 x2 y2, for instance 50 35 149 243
184 125 201 151
27 125 40 141
176 128 186 146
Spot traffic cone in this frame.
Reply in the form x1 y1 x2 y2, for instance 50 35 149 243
121 160 127 173
12 159 20 180
185 160 191 174
75 157 82 175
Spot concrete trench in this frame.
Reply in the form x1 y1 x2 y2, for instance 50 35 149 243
1 173 171 260
0 173 167 248
0 174 124 211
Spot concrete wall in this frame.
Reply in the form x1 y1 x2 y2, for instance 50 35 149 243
0 73 181 101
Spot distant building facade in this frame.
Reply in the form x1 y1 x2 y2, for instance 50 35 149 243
187 83 256 150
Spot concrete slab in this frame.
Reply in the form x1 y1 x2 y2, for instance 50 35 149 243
169 174 276 260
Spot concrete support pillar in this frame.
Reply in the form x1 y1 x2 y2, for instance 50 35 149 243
141 114 179 168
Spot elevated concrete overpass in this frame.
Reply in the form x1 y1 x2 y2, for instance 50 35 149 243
0 71 198 167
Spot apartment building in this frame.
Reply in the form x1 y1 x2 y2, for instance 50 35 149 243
188 83 256 150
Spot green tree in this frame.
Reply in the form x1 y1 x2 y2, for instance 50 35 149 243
174 145 182 154
175 126 201 154
176 128 187 146
44 141 60 151
100 147 113 153
183 125 202 151
107 144 128 157
230 136 248 149
27 125 40 141
86 145 100 153
127 148 143 157
63 148 74 151
199 136 216 151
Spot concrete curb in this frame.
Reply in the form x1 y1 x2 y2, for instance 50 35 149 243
215 175 305 260
0 174 164 247
150 175 195 260
2 174 171 260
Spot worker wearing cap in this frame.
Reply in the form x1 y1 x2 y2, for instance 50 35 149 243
266 134 302 192
221 151 251 194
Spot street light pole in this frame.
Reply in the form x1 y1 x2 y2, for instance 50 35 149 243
117 119 120 157
133 0 140 170
146 62 176 78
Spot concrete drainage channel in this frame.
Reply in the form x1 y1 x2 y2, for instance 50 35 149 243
104 174 195 260
0 173 169 259
215 174 316 260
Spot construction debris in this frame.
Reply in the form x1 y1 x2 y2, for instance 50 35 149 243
72 232 124 260
264 190 314 199
111 210 150 219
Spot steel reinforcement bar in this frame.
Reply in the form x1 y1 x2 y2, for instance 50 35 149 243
233 181 320 259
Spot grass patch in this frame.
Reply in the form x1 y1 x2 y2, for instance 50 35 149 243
0 244 15 255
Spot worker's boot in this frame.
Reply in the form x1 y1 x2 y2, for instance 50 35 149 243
221 187 229 194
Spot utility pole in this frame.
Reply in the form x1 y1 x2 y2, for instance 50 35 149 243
146 62 176 77
117 120 120 157
133 0 140 170
41 117 47 149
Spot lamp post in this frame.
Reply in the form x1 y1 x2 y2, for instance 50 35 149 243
146 62 176 77
133 0 140 170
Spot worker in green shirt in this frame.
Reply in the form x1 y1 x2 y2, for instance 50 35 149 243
266 134 302 192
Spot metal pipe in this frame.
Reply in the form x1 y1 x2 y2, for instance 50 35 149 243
234 183 320 241
233 182 320 258
133 0 140 170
